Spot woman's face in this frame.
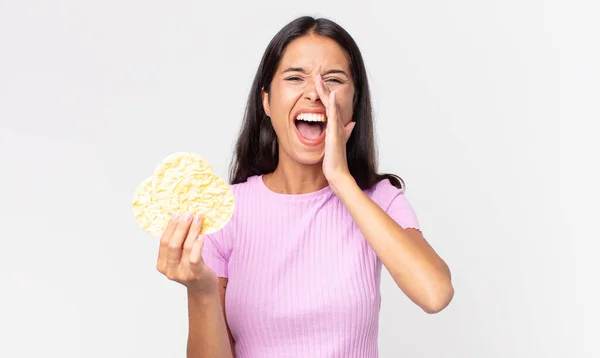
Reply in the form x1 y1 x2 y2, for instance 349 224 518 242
262 34 355 166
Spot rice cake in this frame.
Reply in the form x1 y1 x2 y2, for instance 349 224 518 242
132 152 234 236
132 176 174 236
151 152 214 199
168 172 235 235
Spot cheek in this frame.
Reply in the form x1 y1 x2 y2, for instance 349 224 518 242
337 92 354 124
268 89 298 134
271 87 299 115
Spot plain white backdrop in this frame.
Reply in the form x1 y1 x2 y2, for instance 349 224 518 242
1 0 598 357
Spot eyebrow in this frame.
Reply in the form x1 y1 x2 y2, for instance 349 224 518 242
282 67 349 77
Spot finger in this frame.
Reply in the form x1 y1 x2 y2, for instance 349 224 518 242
167 212 193 266
189 234 207 266
157 212 180 270
328 91 337 123
181 213 203 263
314 74 330 107
160 211 180 244
325 91 340 135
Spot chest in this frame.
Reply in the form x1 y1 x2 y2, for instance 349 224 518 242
223 204 383 339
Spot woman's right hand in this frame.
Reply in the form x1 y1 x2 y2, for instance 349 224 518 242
156 212 218 295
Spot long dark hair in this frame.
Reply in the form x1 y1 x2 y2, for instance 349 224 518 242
228 16 405 191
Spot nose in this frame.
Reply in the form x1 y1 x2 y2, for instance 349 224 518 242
303 78 320 102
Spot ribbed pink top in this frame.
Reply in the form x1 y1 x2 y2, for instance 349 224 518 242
202 175 421 357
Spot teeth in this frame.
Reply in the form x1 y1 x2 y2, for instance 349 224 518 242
296 113 326 122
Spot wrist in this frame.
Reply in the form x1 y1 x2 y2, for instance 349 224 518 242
328 172 356 195
187 281 219 300
187 288 218 306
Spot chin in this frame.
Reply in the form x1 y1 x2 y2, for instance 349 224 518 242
289 143 325 165
294 154 323 166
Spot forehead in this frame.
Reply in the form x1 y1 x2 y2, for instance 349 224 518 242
278 34 350 72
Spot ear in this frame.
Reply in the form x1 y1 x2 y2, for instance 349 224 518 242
261 87 270 116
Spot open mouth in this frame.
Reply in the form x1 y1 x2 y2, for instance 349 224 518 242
294 113 327 141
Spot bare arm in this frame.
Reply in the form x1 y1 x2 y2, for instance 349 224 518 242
331 174 454 314
186 280 234 358
218 278 235 356
155 212 234 358
314 72 453 314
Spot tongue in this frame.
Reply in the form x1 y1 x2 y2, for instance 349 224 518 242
296 121 323 140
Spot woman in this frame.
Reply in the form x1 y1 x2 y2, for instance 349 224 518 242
156 16 454 358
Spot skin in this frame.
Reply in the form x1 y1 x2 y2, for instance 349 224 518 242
261 33 355 194
158 33 454 357
262 33 454 313
156 213 234 357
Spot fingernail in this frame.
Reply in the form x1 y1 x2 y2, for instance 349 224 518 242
184 213 193 222
172 211 180 220
194 213 202 223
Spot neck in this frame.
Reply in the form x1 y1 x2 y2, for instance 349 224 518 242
264 156 329 195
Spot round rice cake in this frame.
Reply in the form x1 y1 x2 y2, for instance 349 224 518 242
152 152 214 201
168 172 235 235
132 176 172 236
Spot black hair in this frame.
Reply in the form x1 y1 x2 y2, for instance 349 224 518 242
229 16 405 190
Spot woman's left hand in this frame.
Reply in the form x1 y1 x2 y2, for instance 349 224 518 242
315 74 356 184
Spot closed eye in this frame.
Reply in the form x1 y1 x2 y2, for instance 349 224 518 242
286 77 345 84
325 78 344 84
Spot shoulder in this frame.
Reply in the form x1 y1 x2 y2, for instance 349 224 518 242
228 174 261 199
202 175 261 244
367 178 421 230
364 178 407 211
218 175 262 227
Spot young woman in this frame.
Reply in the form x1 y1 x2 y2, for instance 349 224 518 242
156 16 454 358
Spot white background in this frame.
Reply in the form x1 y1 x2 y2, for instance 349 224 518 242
1 0 598 357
